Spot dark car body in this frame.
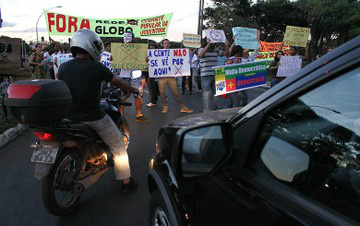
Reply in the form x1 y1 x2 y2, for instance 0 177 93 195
148 36 360 226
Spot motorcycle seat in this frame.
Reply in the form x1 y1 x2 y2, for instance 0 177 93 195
61 119 101 140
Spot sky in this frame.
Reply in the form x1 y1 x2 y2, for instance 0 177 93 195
0 0 212 43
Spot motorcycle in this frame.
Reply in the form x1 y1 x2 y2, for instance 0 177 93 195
29 71 141 216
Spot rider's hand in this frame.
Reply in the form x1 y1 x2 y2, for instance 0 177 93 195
132 87 140 95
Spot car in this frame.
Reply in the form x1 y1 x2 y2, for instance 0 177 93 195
147 36 360 226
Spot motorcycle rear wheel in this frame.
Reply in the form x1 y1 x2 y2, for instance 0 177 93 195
42 149 82 216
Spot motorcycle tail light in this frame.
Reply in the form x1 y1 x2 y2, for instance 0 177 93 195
34 132 56 141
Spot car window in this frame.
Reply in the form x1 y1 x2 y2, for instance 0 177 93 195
248 67 360 222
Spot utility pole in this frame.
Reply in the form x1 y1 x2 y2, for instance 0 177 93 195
197 0 205 37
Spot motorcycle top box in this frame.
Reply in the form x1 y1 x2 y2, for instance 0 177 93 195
4 79 72 127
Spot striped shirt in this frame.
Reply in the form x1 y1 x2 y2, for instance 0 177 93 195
199 48 220 77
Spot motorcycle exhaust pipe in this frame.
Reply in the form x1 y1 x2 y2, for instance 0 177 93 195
73 168 109 194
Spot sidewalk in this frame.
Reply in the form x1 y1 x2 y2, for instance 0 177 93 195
0 123 27 149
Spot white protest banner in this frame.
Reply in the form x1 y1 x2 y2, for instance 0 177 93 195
232 27 258 49
148 49 191 78
57 53 73 70
204 29 226 43
100 51 120 75
276 56 302 77
183 33 201 48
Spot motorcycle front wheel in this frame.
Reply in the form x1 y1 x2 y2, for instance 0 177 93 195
42 149 82 216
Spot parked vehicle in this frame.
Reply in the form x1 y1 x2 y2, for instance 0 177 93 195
4 78 132 216
148 37 360 226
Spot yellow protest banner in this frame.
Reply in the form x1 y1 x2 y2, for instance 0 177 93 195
183 33 201 48
283 25 310 47
111 43 148 70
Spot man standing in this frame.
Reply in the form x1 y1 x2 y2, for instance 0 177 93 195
118 32 149 123
51 43 63 79
198 38 229 112
156 39 193 114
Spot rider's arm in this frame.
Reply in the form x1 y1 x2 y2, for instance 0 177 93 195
110 76 139 94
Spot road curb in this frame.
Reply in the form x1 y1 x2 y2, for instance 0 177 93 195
0 124 27 149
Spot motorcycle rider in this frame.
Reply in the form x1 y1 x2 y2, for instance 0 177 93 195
58 29 138 194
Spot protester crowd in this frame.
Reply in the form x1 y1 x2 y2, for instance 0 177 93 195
28 30 335 118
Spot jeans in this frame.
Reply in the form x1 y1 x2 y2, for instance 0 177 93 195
241 90 248 105
201 76 216 112
226 92 241 108
158 77 185 108
144 72 159 104
84 114 131 180
182 69 193 93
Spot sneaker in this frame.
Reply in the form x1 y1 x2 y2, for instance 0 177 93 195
121 178 137 194
162 106 169 114
136 115 149 123
180 107 193 113
146 102 157 107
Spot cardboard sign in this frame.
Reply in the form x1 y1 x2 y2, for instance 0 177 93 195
214 61 267 96
148 49 191 78
183 33 201 48
204 29 226 43
283 26 310 47
232 27 258 49
276 56 302 77
111 43 148 70
45 11 173 37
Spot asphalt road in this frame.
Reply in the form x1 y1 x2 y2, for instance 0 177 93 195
0 85 267 226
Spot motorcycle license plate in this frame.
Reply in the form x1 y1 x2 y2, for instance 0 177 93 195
31 145 58 164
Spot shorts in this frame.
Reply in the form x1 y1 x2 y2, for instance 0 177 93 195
123 77 143 98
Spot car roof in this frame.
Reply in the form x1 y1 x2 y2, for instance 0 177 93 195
231 36 360 122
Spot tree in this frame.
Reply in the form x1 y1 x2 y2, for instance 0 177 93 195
204 0 360 61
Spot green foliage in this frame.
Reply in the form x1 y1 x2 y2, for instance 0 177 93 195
205 0 360 60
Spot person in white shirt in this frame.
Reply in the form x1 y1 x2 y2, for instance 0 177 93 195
51 43 63 79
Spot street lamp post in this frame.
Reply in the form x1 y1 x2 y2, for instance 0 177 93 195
36 6 62 43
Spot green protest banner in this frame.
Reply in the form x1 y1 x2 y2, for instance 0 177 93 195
111 43 148 70
283 25 310 47
44 11 173 37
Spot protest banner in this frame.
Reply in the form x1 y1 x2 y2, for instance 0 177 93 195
214 61 267 96
44 11 173 37
276 56 302 77
148 49 191 78
252 50 291 61
111 43 148 70
283 25 310 47
183 33 201 48
100 51 120 74
204 30 226 43
232 27 258 49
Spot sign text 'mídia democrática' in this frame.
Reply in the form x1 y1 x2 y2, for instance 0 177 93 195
214 61 267 96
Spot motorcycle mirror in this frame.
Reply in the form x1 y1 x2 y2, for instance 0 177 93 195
131 70 142 79
102 87 111 96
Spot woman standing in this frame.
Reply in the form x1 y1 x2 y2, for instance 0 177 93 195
269 50 284 87
29 44 45 79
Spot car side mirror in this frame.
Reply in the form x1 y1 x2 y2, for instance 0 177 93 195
177 122 233 178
